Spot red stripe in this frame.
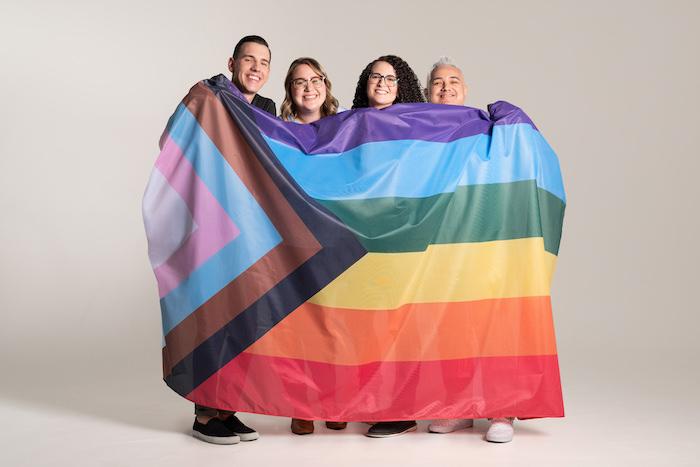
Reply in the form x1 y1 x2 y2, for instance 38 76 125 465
184 352 564 421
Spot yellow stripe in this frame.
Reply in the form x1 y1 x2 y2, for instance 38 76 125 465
310 237 557 309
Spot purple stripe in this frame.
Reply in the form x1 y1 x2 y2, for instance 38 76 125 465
217 74 537 154
488 101 538 130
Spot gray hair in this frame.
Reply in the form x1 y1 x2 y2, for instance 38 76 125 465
426 56 462 87
425 56 463 98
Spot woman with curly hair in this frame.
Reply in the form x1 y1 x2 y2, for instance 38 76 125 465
352 55 423 439
280 57 339 123
351 55 425 109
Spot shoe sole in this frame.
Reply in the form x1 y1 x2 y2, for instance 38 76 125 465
235 432 259 441
365 425 418 438
192 431 240 445
486 437 513 443
486 431 513 443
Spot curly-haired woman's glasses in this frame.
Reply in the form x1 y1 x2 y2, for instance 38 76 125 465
368 73 399 87
292 76 325 89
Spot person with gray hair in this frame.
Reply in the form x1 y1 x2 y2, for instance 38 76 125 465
425 56 470 437
424 56 468 105
425 57 517 443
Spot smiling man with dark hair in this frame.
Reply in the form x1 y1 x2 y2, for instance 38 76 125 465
190 34 276 446
228 35 276 115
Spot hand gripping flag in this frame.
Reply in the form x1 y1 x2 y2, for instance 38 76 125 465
143 75 566 421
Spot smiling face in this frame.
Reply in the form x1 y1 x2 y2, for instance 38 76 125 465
429 65 467 105
228 41 270 100
290 63 327 121
366 61 398 109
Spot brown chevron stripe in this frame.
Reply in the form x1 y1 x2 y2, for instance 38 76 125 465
162 83 322 375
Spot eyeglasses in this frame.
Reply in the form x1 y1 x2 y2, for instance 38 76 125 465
292 76 325 89
368 73 399 87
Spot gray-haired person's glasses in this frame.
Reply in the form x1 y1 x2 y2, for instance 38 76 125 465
368 73 399 88
292 76 325 89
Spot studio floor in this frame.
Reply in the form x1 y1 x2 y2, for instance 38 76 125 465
3 2 700 467
2 353 697 467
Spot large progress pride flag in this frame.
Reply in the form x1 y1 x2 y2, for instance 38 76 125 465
143 74 566 421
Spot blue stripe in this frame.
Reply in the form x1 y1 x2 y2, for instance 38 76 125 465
160 104 282 335
265 123 565 203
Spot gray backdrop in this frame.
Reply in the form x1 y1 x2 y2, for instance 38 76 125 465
1 0 698 465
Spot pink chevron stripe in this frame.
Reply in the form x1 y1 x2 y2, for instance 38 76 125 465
185 352 564 421
153 135 240 297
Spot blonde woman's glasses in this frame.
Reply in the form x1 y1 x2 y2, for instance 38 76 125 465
292 76 325 89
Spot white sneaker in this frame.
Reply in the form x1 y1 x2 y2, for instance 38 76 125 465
428 418 474 433
486 418 514 443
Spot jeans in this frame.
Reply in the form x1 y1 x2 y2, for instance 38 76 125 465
194 404 235 417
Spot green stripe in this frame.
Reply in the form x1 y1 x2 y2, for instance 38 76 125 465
318 180 565 254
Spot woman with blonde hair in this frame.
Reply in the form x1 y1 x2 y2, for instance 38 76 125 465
280 57 339 123
280 57 346 435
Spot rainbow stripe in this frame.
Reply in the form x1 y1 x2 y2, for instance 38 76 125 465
143 75 566 420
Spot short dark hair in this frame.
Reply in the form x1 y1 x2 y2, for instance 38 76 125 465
232 35 271 60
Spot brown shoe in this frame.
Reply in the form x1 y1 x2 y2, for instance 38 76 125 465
291 418 314 435
325 421 348 430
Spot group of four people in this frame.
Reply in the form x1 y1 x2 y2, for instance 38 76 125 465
191 34 514 446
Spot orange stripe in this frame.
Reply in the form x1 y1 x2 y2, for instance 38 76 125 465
246 296 557 365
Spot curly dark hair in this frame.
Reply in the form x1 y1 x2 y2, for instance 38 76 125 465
352 55 425 109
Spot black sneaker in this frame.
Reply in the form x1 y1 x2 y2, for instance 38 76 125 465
192 417 240 445
223 414 259 441
365 421 417 438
